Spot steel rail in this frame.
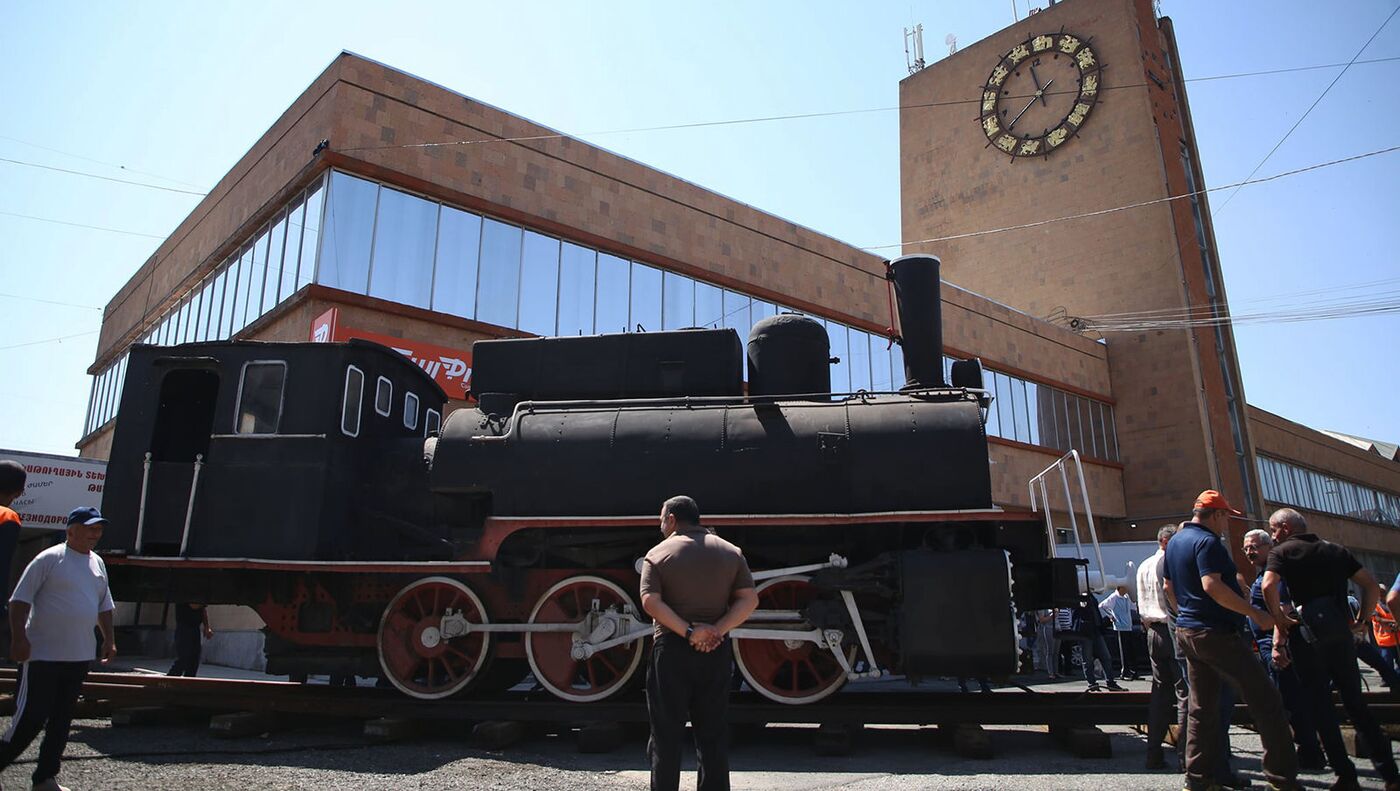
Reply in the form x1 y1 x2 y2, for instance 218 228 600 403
1 670 1396 727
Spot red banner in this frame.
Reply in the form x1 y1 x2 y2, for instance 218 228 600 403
311 308 472 400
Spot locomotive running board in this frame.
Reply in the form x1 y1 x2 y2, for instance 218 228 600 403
101 556 493 574
484 509 1041 530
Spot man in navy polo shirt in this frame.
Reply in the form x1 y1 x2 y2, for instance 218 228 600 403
1164 490 1297 791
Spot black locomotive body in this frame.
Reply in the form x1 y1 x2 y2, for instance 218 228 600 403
100 254 1081 704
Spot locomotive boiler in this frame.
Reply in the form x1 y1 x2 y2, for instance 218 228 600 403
99 253 1082 704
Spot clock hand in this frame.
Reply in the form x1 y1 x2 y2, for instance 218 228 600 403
1007 94 1037 130
1029 65 1048 106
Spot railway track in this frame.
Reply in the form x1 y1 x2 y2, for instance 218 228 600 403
2 668 1398 727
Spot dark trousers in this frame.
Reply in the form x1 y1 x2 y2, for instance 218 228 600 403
1146 622 1187 762
1177 627 1297 789
1255 638 1323 761
1355 639 1400 686
646 633 733 791
1065 633 1117 685
0 660 90 784
1288 631 1400 783
167 624 202 677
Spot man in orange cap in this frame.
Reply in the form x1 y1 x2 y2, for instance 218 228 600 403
1164 490 1298 791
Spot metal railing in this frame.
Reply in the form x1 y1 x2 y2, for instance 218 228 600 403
1028 449 1106 593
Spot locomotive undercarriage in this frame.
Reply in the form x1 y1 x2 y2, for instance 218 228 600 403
110 513 1065 705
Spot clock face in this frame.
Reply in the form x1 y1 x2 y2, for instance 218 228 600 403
978 32 1103 159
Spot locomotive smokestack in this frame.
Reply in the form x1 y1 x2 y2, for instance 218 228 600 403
888 254 945 389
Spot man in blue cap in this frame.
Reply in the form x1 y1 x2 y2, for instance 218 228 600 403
0 506 117 791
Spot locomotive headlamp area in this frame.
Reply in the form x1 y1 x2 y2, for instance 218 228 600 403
99 255 1090 705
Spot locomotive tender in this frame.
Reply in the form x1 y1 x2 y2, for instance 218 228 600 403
100 254 1081 704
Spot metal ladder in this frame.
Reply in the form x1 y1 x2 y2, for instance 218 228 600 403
1028 449 1107 593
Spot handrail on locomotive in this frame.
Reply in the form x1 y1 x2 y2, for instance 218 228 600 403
1028 448 1107 593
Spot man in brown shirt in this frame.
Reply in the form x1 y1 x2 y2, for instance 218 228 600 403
639 495 757 791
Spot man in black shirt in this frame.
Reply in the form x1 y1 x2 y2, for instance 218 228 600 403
1262 507 1400 791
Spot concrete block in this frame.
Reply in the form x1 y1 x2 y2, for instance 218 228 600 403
1049 724 1112 759
936 723 994 759
364 717 422 743
210 710 278 739
813 722 861 756
473 720 526 750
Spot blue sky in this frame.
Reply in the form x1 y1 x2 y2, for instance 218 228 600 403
0 0 1396 458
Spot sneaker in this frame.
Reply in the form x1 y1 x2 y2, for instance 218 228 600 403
1105 681 1127 691
1087 683 1102 692
32 779 70 791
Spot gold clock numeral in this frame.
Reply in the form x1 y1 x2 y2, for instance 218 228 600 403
1047 128 1069 147
982 91 997 112
989 65 1009 86
1007 44 1030 64
1033 35 1054 52
1058 35 1081 54
996 134 1017 153
983 116 1001 136
1019 139 1041 156
1076 48 1097 70
1082 74 1099 94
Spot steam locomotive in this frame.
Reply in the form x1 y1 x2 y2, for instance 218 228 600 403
99 254 1080 704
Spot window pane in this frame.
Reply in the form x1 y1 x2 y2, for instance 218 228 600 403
193 282 211 342
828 322 850 393
1065 394 1084 452
368 187 437 309
476 218 522 328
375 376 392 416
175 298 192 344
236 363 285 434
262 211 288 314
317 171 378 294
182 293 200 343
1103 403 1119 460
425 409 441 437
752 300 775 324
871 340 895 391
595 253 630 333
431 206 482 319
557 242 595 335
225 250 246 337
342 368 364 437
231 243 254 333
297 177 325 293
279 194 305 304
984 372 1002 438
519 231 560 335
721 290 749 335
630 264 662 332
404 392 420 431
243 226 269 327
694 281 723 329
1024 381 1041 445
206 266 227 341
662 272 694 330
849 331 872 392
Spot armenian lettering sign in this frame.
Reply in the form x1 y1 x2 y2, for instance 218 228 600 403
0 448 107 531
310 308 473 400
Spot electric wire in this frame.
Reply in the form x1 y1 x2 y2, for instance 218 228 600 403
0 156 207 196
0 209 166 239
1212 4 1400 215
0 133 207 189
0 329 100 352
1055 276 1400 321
0 291 103 311
340 55 1400 153
864 143 1400 252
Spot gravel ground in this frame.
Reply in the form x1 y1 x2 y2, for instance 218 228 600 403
0 718 1393 791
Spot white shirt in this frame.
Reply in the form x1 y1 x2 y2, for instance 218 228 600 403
1135 548 1172 626
1099 591 1136 631
10 544 115 662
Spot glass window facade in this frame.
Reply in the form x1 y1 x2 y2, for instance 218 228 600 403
83 174 327 438
84 167 1123 466
1257 455 1400 527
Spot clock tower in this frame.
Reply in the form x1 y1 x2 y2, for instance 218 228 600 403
900 0 1260 537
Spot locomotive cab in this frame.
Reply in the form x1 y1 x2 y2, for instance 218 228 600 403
101 340 446 561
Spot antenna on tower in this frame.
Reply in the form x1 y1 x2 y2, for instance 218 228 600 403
945 33 958 56
904 24 926 74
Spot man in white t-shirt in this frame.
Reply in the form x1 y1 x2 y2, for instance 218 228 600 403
0 506 116 791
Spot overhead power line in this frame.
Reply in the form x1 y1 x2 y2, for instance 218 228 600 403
0 329 99 352
865 143 1400 251
0 209 166 239
0 156 207 196
0 292 103 311
0 134 207 189
1212 5 1400 214
341 55 1400 153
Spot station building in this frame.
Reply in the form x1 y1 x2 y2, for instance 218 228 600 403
78 0 1399 587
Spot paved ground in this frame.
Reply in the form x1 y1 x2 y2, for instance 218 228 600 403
0 659 1393 790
